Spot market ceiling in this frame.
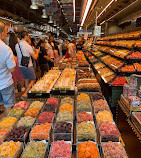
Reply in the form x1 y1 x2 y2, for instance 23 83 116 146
0 0 82 35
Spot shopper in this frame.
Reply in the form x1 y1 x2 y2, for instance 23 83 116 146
9 32 25 93
62 40 68 56
0 22 16 113
54 41 60 66
38 40 53 77
76 40 83 51
15 31 40 99
45 36 54 69
68 39 76 58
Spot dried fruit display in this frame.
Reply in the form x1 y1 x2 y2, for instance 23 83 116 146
78 141 99 158
78 83 100 91
22 141 46 158
14 101 30 110
99 121 120 141
60 97 74 106
93 99 109 112
77 99 91 113
49 140 71 158
127 51 141 59
46 98 58 106
24 108 40 117
111 76 127 85
77 93 90 101
30 70 60 93
0 117 17 128
77 111 93 123
0 141 22 157
30 122 51 140
6 126 29 142
96 110 113 124
134 63 141 71
7 107 24 118
0 129 10 144
54 122 72 141
94 63 106 69
59 103 73 113
17 116 35 128
92 93 104 100
29 101 44 110
37 112 54 123
102 142 127 158
77 122 96 141
57 111 73 122
121 65 136 72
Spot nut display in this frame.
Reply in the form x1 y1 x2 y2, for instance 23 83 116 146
77 93 90 101
96 110 113 124
0 141 21 157
29 101 44 110
30 122 51 140
99 121 120 141
14 101 30 110
7 107 24 118
77 122 96 141
59 103 73 113
0 117 17 128
54 122 72 141
77 99 91 113
78 141 99 158
57 111 73 122
60 97 74 105
77 111 93 123
22 141 46 158
37 112 54 123
49 140 71 158
24 107 40 117
102 142 127 158
93 99 109 112
6 126 29 142
17 116 35 128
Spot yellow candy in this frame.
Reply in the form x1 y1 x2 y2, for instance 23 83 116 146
0 117 17 128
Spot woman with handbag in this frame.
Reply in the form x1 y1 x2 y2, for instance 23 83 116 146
15 31 40 99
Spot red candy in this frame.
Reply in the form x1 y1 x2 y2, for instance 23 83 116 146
111 76 127 85
14 101 30 110
46 98 58 106
127 51 141 59
37 112 54 123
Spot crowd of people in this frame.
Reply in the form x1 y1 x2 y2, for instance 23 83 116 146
0 22 84 113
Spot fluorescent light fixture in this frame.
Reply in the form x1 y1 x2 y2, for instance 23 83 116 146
100 20 105 25
30 0 38 9
97 0 115 19
73 0 75 22
80 0 92 26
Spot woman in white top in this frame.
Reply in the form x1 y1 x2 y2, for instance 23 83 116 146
68 39 76 58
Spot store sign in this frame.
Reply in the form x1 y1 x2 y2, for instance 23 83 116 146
94 26 101 37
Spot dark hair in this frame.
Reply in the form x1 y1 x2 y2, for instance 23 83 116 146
9 33 18 56
31 38 35 47
21 31 28 39
36 39 44 48
71 39 76 44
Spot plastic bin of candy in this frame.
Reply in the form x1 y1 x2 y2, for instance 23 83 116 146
0 117 18 129
131 112 141 132
53 122 73 141
77 121 96 142
0 128 10 144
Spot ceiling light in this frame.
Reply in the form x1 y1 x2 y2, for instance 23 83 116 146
97 0 115 19
30 0 38 9
80 0 92 26
48 16 53 24
73 0 75 22
41 9 47 18
54 21 57 27
100 20 105 25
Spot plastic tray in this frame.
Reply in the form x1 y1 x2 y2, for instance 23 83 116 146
0 128 10 144
0 117 18 129
76 112 93 123
76 121 96 142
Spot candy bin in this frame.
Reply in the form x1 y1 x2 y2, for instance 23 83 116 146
77 121 96 141
24 108 40 118
21 141 47 158
53 122 72 141
14 101 30 110
77 111 93 123
29 101 44 110
49 140 72 158
7 107 25 119
17 116 36 128
57 111 73 122
37 112 54 124
0 141 23 158
0 128 10 144
123 84 129 98
77 141 100 158
0 117 17 129
30 122 51 141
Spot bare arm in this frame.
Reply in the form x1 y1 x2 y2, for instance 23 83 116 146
44 55 53 62
31 48 40 60
9 66 16 72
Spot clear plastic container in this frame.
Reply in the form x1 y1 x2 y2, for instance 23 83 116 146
77 121 96 142
0 128 10 144
77 112 93 123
